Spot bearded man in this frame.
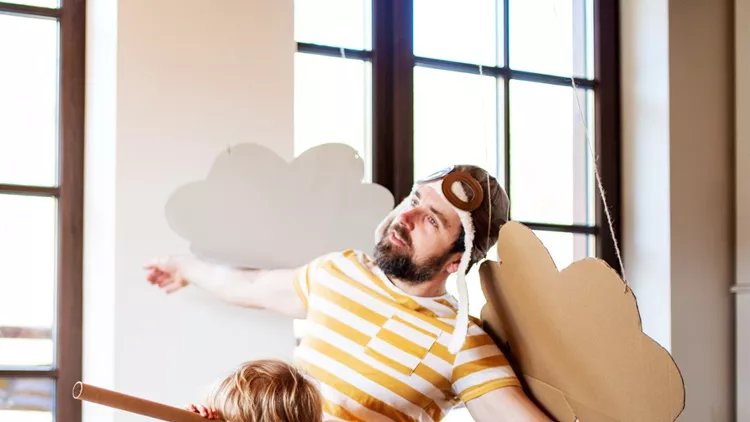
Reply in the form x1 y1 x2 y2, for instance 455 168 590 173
145 164 551 422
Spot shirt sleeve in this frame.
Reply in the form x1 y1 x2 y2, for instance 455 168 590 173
450 323 522 403
292 253 331 312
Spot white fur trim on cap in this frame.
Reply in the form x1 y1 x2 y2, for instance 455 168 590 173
422 180 474 354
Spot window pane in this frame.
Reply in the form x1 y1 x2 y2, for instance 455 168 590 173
413 66 500 182
0 14 59 187
414 0 501 66
294 0 372 50
0 0 58 7
0 194 56 367
0 378 54 422
294 53 372 181
508 80 594 226
534 230 594 270
508 0 592 78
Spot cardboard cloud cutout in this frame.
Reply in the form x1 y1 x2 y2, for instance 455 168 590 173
165 143 394 268
478 222 685 422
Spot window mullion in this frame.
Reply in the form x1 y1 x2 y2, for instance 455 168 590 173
56 0 85 421
372 0 414 202
391 0 414 201
0 1 61 18
502 0 512 210
372 0 395 196
593 0 622 272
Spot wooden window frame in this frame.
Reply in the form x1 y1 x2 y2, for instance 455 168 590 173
0 1 85 421
296 0 622 272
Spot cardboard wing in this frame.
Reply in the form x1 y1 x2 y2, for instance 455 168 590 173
478 222 685 422
164 143 394 268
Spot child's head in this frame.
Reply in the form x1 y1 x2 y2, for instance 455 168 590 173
205 359 322 422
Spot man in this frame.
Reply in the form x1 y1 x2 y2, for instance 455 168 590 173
145 164 551 421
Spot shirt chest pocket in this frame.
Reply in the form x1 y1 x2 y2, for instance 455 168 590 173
364 314 440 376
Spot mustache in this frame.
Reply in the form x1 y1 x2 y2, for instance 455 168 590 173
391 225 412 247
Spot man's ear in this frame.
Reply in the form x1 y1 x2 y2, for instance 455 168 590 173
444 253 463 274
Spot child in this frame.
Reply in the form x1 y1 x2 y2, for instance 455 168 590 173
186 359 322 422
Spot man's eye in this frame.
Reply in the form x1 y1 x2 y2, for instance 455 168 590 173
410 199 418 207
429 217 438 227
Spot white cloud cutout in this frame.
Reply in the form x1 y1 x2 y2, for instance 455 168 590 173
165 143 394 269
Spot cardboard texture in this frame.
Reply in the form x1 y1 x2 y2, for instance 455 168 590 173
165 143 394 268
479 221 685 422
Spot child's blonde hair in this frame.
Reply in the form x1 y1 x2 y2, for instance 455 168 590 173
205 359 322 422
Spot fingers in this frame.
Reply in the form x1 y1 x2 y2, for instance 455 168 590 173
145 257 178 285
145 256 191 294
146 268 173 287
185 404 219 419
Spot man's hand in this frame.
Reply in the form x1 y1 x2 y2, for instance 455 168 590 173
143 255 307 320
465 386 553 422
145 256 191 294
185 403 221 419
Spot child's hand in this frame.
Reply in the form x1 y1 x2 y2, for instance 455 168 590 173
185 403 220 419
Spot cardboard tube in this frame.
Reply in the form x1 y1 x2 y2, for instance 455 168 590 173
72 381 215 422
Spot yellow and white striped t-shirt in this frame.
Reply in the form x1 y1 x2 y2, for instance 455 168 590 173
292 249 521 422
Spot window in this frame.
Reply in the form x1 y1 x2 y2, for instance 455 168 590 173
0 1 85 422
294 0 374 181
293 2 620 411
293 0 620 269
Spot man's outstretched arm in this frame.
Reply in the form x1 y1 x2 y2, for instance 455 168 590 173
465 386 552 422
144 256 306 320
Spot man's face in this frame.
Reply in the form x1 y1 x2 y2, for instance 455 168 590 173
374 184 464 283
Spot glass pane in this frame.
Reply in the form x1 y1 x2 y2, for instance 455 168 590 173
413 66 500 182
508 0 592 78
414 0 501 66
294 53 372 181
0 194 57 367
534 230 593 270
0 378 54 422
0 14 59 187
508 80 594 226
294 0 372 50
0 0 58 7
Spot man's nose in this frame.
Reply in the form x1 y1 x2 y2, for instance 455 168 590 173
398 208 419 230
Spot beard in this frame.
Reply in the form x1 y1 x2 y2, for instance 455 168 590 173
373 224 454 284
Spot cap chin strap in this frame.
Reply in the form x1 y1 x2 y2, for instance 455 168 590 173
374 178 475 355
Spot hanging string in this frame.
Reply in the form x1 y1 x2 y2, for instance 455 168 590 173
569 77 628 291
550 4 629 291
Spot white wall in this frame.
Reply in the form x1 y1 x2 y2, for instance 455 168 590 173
668 1 735 420
735 0 749 419
83 1 295 421
620 0 672 351
621 0 736 420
